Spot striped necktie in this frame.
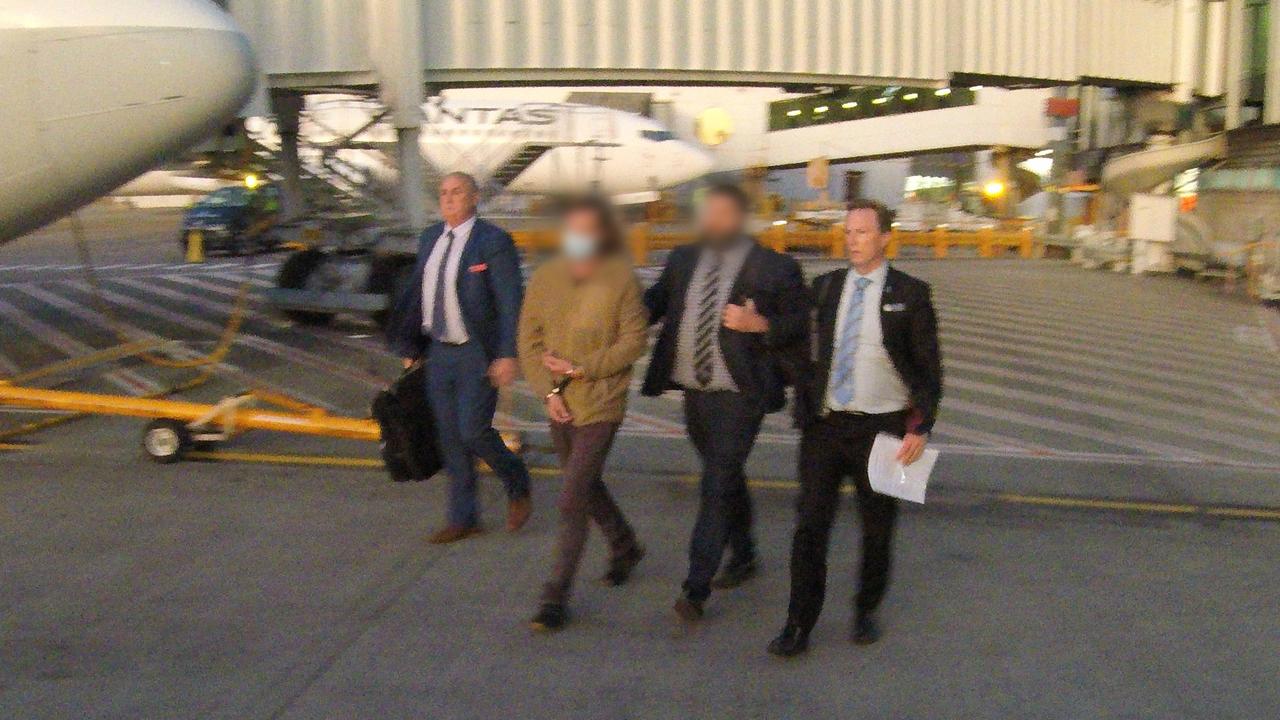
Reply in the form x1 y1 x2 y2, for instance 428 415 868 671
830 276 873 406
692 255 722 387
430 230 455 342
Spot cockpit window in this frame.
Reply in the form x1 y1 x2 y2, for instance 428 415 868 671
641 129 676 142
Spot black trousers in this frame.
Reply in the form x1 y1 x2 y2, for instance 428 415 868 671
682 390 765 602
786 409 909 632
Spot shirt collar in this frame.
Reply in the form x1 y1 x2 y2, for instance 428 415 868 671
445 215 477 237
851 262 888 286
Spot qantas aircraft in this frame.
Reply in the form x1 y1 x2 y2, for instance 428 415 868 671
251 94 714 203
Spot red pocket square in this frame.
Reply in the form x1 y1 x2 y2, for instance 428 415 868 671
468 263 488 273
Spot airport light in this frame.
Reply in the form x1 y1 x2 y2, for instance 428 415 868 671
969 85 984 91
814 105 829 113
842 101 858 109
982 180 1006 198
786 109 802 117
935 88 952 96
872 97 889 105
244 173 260 190
903 93 919 101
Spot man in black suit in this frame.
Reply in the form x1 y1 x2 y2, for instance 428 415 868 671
642 183 809 622
768 199 943 657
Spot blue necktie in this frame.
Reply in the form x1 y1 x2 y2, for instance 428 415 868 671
430 230 455 342
830 276 872 406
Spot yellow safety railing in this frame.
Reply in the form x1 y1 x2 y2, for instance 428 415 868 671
512 224 1038 264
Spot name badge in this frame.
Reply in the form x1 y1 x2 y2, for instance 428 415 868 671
883 302 907 312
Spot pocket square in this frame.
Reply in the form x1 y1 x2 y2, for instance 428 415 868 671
883 302 907 312
468 263 488 273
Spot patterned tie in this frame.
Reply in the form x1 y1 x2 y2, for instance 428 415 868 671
692 255 722 387
830 276 873 406
430 230 455 342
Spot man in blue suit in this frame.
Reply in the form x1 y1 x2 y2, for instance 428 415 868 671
389 172 532 544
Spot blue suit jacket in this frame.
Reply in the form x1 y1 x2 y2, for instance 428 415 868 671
387 217 524 362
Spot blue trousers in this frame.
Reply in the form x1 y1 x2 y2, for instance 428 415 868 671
424 342 531 527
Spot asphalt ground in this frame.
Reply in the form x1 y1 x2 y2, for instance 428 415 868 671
1 206 1278 718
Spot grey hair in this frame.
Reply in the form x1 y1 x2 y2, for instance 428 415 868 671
440 171 480 194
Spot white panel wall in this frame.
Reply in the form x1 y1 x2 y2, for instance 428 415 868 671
420 0 951 80
229 0 1181 88
230 0 371 75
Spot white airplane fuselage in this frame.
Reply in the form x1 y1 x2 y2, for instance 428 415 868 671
0 0 256 245
295 96 713 200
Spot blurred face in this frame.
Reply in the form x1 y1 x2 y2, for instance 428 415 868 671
845 208 889 272
561 207 604 276
698 193 746 248
439 175 478 226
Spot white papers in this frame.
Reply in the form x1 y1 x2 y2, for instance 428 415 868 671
867 432 939 504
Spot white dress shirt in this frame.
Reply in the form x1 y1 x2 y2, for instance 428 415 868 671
421 215 475 344
825 262 910 414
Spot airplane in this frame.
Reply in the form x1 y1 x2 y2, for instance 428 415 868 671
0 0 257 245
250 94 714 205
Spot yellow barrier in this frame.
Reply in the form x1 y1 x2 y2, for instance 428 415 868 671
0 382 380 441
512 225 1038 264
185 230 205 264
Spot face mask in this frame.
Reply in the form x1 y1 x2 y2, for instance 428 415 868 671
561 230 598 260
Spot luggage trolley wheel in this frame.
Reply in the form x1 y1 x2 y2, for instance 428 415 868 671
142 418 194 464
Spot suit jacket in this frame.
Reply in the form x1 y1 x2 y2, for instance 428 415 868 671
795 264 943 434
387 217 524 362
641 240 809 412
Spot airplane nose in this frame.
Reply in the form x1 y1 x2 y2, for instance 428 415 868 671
0 0 258 243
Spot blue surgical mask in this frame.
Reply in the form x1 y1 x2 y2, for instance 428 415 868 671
561 230 598 260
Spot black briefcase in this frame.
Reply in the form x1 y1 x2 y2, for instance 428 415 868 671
371 362 442 482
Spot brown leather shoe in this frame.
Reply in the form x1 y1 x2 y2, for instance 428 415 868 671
428 524 482 545
506 496 533 532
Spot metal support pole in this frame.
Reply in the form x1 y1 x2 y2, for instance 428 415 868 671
1267 0 1280 124
1172 0 1203 104
366 0 428 228
397 126 430 228
271 93 306 221
1225 0 1246 130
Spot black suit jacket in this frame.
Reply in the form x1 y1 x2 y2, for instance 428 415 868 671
641 240 809 412
795 265 943 434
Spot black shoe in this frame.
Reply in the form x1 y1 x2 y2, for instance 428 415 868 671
529 604 568 632
673 594 705 623
766 624 810 658
711 558 758 589
601 544 646 587
851 613 881 645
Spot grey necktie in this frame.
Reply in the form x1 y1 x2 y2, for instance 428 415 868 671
693 255 722 387
431 230 455 342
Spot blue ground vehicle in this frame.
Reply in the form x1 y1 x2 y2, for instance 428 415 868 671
181 185 282 256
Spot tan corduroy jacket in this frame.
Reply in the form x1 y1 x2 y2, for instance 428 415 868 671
518 255 649 426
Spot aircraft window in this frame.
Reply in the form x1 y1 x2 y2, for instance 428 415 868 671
641 129 676 142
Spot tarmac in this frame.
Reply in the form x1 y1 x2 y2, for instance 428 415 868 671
1 206 1278 719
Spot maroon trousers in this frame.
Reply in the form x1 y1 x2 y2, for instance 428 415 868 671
541 421 639 605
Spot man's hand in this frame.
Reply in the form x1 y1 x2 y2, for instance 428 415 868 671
723 299 769 333
541 351 575 376
896 432 928 465
402 357 415 369
545 394 573 424
488 357 518 388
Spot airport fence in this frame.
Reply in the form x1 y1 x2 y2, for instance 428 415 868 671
511 224 1037 265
